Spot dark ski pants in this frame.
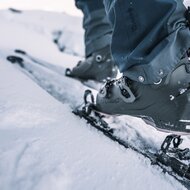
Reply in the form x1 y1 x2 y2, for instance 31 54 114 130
75 0 190 84
75 0 112 57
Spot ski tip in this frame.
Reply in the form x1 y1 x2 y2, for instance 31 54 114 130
14 49 26 55
7 55 24 68
9 8 22 14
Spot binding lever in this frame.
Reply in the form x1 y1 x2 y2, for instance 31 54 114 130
82 90 95 115
160 134 179 153
161 134 190 160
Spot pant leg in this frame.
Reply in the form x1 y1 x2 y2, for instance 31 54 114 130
75 0 112 57
104 0 190 84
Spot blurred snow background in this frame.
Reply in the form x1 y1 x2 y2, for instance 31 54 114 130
0 0 82 16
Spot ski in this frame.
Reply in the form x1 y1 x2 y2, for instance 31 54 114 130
7 49 102 90
73 90 190 189
7 49 66 75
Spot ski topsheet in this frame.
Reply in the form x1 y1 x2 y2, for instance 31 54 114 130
6 49 190 189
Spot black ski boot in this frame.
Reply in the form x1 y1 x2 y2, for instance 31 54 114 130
66 46 118 81
95 56 190 133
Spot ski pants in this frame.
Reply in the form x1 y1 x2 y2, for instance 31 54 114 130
75 0 190 84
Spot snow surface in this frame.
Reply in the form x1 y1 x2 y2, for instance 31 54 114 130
0 0 82 16
0 8 189 190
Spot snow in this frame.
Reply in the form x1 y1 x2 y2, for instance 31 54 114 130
0 9 84 58
0 0 82 16
0 60 185 190
0 8 189 190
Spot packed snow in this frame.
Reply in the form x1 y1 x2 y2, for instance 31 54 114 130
0 7 189 190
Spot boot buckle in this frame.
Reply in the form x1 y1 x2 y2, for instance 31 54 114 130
117 77 136 103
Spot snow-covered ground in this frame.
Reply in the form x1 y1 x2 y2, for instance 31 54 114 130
0 8 189 190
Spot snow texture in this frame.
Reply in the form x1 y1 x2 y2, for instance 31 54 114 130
0 8 189 190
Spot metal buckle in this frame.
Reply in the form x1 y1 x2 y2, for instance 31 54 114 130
118 77 136 103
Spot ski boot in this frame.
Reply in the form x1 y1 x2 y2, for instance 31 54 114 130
66 46 118 82
95 56 190 133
